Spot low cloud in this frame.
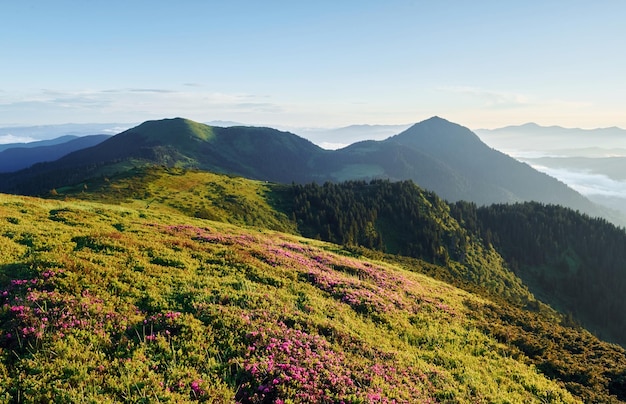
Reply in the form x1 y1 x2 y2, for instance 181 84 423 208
319 141 349 150
0 134 36 144
532 164 626 197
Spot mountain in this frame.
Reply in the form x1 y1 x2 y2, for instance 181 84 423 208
0 135 80 152
0 118 324 194
0 123 132 144
295 123 412 149
475 122 626 156
383 117 600 210
0 134 111 172
4 168 626 402
0 116 609 223
309 117 605 220
475 123 626 220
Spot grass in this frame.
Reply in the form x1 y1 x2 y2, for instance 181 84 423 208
3 169 626 402
0 192 583 403
54 166 296 234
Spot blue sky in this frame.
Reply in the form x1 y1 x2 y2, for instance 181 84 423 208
1 1 624 129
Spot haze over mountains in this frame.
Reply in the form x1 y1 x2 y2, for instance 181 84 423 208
475 123 626 157
0 135 111 173
476 124 626 217
0 116 613 223
0 123 131 144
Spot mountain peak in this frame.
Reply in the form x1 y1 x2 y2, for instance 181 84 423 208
390 116 481 146
406 116 456 129
125 117 215 143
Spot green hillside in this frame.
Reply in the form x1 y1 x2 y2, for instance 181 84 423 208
282 180 534 306
450 201 626 347
54 166 296 234
49 168 532 306
0 190 596 403
28 167 626 402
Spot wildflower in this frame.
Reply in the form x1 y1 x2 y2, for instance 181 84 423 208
190 379 203 395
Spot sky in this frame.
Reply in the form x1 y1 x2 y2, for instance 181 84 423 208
1 1 625 130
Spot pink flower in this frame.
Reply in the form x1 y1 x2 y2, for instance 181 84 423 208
190 379 203 395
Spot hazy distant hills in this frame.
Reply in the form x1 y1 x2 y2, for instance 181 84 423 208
0 116 609 221
0 123 131 144
0 135 80 152
0 134 110 172
475 123 626 217
295 123 413 149
475 122 626 156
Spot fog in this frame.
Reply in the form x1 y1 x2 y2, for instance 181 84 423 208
512 153 626 217
529 164 626 198
0 134 36 144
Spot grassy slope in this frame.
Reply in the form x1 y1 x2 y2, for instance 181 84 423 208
0 192 584 403
56 168 536 308
57 166 296 234
11 167 626 402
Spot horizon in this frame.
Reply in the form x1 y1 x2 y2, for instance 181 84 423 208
5 116 625 210
1 2 625 130
3 116 626 147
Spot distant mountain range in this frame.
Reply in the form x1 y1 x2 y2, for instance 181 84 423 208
0 116 612 224
0 135 79 152
0 123 131 144
293 123 412 149
475 123 626 217
475 122 626 157
0 134 110 172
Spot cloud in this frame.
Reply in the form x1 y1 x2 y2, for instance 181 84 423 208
0 88 284 125
0 134 36 144
531 164 626 197
234 102 283 113
101 126 132 134
319 141 349 150
440 86 530 108
439 86 592 111
127 88 176 94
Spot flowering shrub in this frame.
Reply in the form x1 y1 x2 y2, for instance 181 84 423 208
236 321 356 403
0 270 127 347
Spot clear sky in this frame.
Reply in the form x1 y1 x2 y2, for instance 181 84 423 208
1 1 624 129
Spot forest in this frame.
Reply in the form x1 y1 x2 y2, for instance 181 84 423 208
451 201 626 345
286 179 626 347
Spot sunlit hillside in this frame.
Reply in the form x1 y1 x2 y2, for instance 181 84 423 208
2 170 626 402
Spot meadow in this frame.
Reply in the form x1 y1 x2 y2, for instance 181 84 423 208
0 191 582 403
